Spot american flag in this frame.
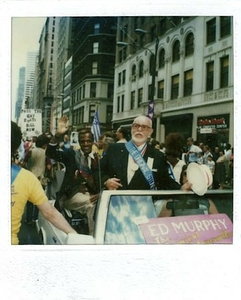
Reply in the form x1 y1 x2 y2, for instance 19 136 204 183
91 109 101 143
147 99 154 120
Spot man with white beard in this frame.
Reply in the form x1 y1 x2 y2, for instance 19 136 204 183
100 115 191 191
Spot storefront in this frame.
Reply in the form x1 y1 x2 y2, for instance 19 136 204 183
196 114 230 149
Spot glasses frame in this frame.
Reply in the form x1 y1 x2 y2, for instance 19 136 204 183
131 123 152 131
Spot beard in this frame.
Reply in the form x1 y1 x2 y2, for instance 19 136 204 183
132 132 147 145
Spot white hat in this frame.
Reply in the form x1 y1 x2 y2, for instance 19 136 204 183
187 163 212 196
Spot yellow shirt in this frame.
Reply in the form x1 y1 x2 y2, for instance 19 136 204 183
11 168 48 245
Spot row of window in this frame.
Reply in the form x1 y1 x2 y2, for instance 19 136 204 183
207 16 231 44
116 55 229 112
72 82 114 104
72 104 112 126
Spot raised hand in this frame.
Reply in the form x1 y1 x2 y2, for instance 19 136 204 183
56 115 69 136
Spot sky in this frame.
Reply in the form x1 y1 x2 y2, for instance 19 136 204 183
11 17 46 118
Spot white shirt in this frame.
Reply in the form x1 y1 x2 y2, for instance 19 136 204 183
127 143 146 184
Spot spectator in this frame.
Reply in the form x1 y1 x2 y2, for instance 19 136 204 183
23 134 51 225
203 145 213 166
186 137 202 164
100 115 191 191
11 121 77 245
214 150 227 189
116 127 130 143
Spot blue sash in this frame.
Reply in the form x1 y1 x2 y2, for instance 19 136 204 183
11 164 21 184
125 141 156 190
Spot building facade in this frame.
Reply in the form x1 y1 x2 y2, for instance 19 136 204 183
15 67 25 123
113 16 233 149
25 51 38 109
71 17 117 131
36 17 57 133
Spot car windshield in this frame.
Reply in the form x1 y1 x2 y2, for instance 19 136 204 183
103 191 233 245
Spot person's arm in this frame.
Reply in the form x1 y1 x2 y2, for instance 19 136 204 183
208 199 219 214
37 201 77 234
158 200 173 217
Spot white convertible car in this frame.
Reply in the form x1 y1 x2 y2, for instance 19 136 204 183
36 189 233 245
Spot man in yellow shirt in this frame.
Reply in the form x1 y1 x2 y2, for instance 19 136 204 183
11 121 77 245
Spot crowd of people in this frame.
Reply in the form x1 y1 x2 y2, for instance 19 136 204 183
11 115 233 242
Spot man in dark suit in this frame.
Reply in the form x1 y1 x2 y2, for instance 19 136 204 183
101 115 191 191
46 116 100 234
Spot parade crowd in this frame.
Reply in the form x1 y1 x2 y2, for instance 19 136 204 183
11 115 234 243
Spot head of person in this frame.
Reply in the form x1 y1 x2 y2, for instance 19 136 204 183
102 136 115 152
35 134 50 149
226 143 231 150
203 145 210 153
214 146 219 153
186 137 194 147
78 128 94 155
207 155 213 161
11 121 22 159
131 115 153 146
165 132 184 163
116 127 129 141
64 134 69 142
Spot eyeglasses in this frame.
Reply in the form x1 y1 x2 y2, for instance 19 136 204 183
132 123 151 130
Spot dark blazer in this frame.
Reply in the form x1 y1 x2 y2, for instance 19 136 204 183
46 144 100 198
100 142 180 190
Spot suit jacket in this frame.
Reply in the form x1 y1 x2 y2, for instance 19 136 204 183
46 144 100 198
100 142 180 190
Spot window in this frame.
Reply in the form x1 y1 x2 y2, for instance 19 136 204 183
80 106 84 124
138 88 143 107
139 60 144 78
130 91 135 110
132 64 136 81
206 61 214 91
184 69 193 96
185 33 194 56
171 74 179 99
206 18 216 44
93 42 99 53
121 95 125 112
220 56 229 88
90 82 97 98
122 70 126 85
118 72 121 86
89 105 96 123
92 61 98 74
106 105 112 124
172 40 180 62
157 80 164 99
220 16 231 38
107 83 114 99
159 49 165 68
83 84 85 99
94 23 100 34
117 96 120 113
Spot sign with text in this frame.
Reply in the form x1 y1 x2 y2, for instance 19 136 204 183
19 109 42 138
139 214 233 244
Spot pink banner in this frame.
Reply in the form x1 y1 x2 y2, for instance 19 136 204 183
139 214 233 244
